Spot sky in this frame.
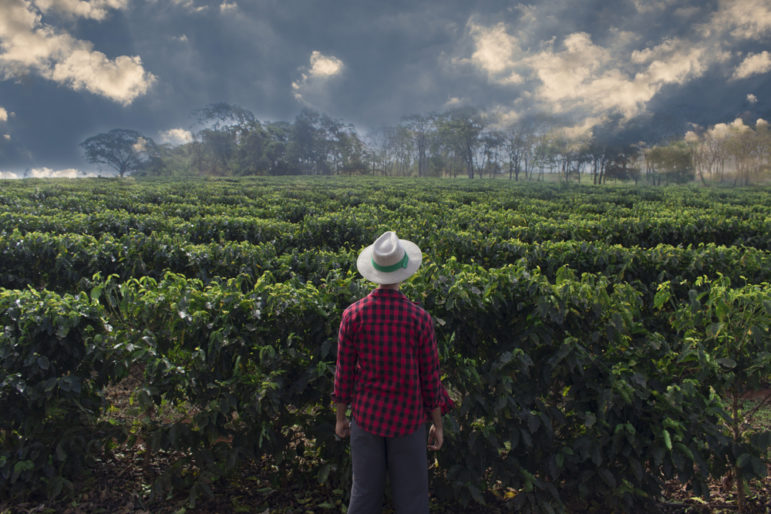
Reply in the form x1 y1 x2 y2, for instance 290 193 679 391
0 0 769 177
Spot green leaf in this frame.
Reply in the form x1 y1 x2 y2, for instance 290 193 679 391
11 460 34 482
37 355 50 370
662 429 672 451
717 358 737 369
653 284 671 310
598 468 616 488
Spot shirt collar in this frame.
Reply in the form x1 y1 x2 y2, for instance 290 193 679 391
370 288 404 298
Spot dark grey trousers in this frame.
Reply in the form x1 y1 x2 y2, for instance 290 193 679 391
348 419 429 514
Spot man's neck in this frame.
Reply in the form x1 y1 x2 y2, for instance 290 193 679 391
377 283 401 291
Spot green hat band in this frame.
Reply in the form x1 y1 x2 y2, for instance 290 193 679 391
371 253 409 273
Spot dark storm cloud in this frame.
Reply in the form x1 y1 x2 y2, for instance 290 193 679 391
0 0 769 174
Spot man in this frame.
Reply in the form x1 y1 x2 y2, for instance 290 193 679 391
333 231 452 514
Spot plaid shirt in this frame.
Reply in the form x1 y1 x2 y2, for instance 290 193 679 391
333 288 451 438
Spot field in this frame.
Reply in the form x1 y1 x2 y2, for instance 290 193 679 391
0 177 770 513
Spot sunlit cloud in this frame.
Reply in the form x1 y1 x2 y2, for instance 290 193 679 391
169 0 207 13
33 0 129 21
28 167 82 178
747 93 759 103
706 117 752 140
466 21 523 83
0 106 7 122
0 0 155 104
462 19 732 135
704 0 771 40
159 128 193 145
308 51 344 78
220 1 237 13
0 167 99 179
733 51 771 80
292 50 344 105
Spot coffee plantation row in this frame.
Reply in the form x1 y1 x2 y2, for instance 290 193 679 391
2 230 770 300
1 177 769 512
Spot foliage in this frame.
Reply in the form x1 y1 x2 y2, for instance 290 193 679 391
0 177 769 510
663 276 771 511
80 129 159 178
0 288 123 500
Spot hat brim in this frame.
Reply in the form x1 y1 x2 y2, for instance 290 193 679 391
357 239 422 284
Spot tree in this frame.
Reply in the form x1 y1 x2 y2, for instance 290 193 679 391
724 119 770 186
434 108 485 178
479 130 505 178
402 114 435 177
646 141 694 185
191 103 258 175
503 123 528 181
605 146 641 183
80 129 158 177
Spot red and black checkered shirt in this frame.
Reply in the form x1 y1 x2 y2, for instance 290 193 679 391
333 288 451 438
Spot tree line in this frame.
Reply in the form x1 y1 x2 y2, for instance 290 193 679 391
80 103 771 185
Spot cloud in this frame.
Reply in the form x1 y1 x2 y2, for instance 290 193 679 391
3 134 10 140
467 22 521 78
705 0 771 40
219 1 237 13
707 117 751 139
0 106 7 122
168 0 207 13
131 137 148 153
0 167 89 179
33 0 129 21
732 51 771 80
159 128 193 145
292 50 344 105
28 167 82 178
633 39 718 86
51 51 155 104
0 0 155 105
747 93 759 103
307 50 344 78
461 19 732 136
632 0 677 14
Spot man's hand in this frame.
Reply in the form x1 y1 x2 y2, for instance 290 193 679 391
428 423 443 450
335 417 351 439
334 402 350 439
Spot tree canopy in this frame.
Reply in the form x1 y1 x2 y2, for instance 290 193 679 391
80 129 158 177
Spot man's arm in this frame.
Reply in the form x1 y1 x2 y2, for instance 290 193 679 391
335 402 351 438
428 406 443 450
333 312 355 438
417 317 442 413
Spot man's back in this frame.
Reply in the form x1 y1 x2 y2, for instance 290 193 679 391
335 288 442 438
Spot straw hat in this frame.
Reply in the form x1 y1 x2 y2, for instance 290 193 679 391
357 231 422 284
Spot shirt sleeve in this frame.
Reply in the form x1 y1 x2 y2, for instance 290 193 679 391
418 314 442 411
332 311 356 405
